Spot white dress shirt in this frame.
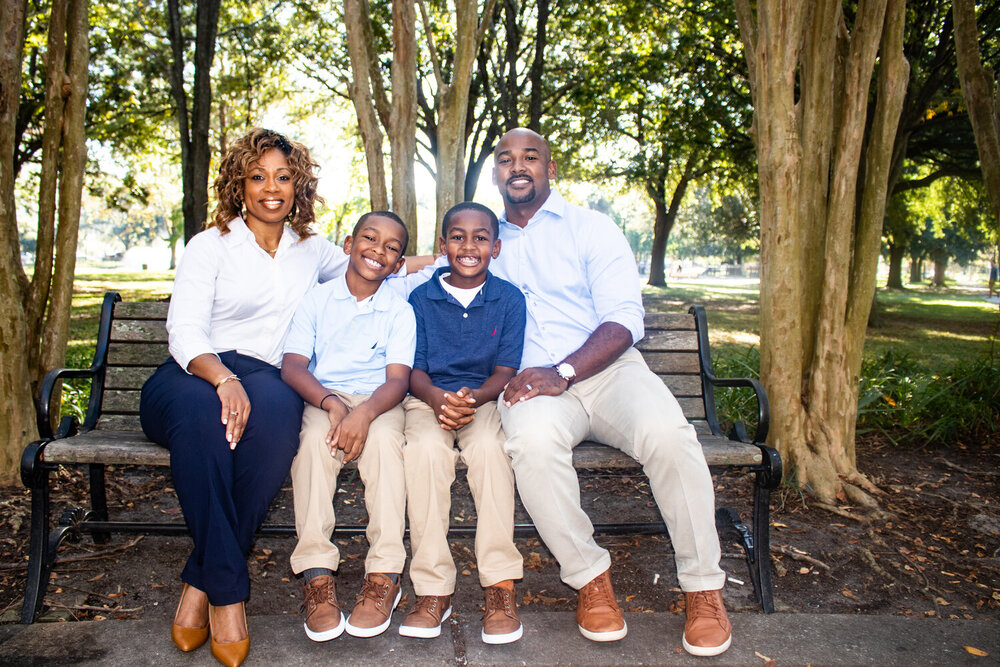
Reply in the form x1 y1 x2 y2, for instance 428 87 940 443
166 217 348 370
491 190 645 369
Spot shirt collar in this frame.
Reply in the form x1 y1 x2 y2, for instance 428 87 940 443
499 190 566 229
222 216 300 247
427 266 499 303
331 273 396 311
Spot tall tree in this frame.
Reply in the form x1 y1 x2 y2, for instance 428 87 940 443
735 0 909 506
0 0 89 481
167 0 221 242
954 0 1000 238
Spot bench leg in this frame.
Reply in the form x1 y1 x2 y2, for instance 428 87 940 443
88 463 111 544
750 473 776 613
21 471 52 624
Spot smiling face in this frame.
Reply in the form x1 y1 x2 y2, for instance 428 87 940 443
439 210 501 289
343 214 407 294
241 148 295 228
492 129 557 210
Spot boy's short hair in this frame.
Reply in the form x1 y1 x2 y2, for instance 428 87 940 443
353 210 409 251
441 202 499 240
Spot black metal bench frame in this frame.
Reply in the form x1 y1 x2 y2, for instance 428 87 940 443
20 291 782 623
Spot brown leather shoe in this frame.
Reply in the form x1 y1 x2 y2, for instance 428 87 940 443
576 569 627 642
482 581 522 644
682 589 732 656
398 594 452 639
208 602 249 667
171 582 209 652
345 573 401 638
301 575 345 642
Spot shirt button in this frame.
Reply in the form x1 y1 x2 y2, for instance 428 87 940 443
462 313 469 319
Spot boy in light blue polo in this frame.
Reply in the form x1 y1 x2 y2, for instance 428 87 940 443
281 211 415 643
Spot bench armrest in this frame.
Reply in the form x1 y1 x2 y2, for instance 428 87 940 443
688 304 770 444
701 373 770 444
35 291 121 439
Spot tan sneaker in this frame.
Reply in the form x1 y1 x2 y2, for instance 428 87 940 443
682 589 732 656
398 595 452 639
482 581 522 644
576 569 627 642
300 575 345 642
345 573 402 638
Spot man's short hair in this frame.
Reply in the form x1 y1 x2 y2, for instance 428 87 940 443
441 202 500 240
353 210 409 251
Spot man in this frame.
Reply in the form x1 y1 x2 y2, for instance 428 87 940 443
488 128 732 657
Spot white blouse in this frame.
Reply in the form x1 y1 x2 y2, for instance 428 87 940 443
166 217 348 370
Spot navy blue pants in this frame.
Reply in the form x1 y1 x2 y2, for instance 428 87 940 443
140 352 302 605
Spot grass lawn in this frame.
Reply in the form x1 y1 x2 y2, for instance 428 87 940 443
63 270 999 372
643 278 999 369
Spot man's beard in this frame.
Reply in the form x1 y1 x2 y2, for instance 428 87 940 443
503 180 536 204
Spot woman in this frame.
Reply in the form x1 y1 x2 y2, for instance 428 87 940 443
140 129 346 667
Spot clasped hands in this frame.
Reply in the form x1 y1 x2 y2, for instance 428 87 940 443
431 387 479 430
323 395 371 463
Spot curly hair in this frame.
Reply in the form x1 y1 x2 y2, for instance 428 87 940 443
210 128 323 238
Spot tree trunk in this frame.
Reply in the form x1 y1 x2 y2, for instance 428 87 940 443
39 0 88 384
646 155 696 288
167 0 220 243
886 242 905 288
736 0 908 507
389 0 417 253
427 0 498 236
26 0 67 378
909 256 922 283
0 0 36 483
932 253 946 286
953 0 1000 238
526 0 548 132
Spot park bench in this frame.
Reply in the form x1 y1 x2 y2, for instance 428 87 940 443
19 291 782 624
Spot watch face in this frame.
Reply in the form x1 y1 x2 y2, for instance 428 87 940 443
557 362 576 380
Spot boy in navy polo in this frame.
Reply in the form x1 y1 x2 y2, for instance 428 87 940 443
398 202 526 644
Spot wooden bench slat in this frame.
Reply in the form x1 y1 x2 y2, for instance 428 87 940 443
42 430 761 468
643 312 696 329
111 319 168 343
105 366 157 390
643 352 701 374
634 330 698 352
114 301 170 318
108 342 170 366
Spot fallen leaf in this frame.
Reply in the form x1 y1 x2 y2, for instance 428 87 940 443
963 646 988 657
798 567 811 574
88 573 105 582
841 589 858 600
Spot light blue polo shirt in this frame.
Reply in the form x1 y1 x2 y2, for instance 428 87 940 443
284 274 416 395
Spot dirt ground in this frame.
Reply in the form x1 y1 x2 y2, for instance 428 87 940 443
1 433 998 628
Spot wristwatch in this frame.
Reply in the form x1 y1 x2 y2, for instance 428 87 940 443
554 362 577 386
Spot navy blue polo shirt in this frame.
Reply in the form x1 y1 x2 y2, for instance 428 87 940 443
408 267 526 392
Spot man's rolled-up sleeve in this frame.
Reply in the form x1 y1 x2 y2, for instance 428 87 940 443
584 218 645 344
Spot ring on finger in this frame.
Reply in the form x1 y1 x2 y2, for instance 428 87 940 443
229 411 238 415
525 383 533 391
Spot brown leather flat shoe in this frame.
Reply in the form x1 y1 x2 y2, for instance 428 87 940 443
209 601 249 667
171 582 208 652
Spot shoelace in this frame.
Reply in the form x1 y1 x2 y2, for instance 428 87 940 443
581 577 618 611
484 587 515 618
688 591 724 621
301 579 336 614
357 576 390 606
412 596 444 618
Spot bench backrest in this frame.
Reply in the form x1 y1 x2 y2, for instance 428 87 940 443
93 296 711 432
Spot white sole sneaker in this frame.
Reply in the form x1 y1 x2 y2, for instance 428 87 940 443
682 632 732 656
578 622 628 642
303 613 346 642
345 587 402 638
398 606 452 639
482 622 523 645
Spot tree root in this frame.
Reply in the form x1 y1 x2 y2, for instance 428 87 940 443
0 536 144 571
853 544 899 584
812 501 869 522
935 457 1000 476
771 544 831 572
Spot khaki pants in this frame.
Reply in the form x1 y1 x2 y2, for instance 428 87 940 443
289 392 406 576
499 348 725 592
403 397 523 594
